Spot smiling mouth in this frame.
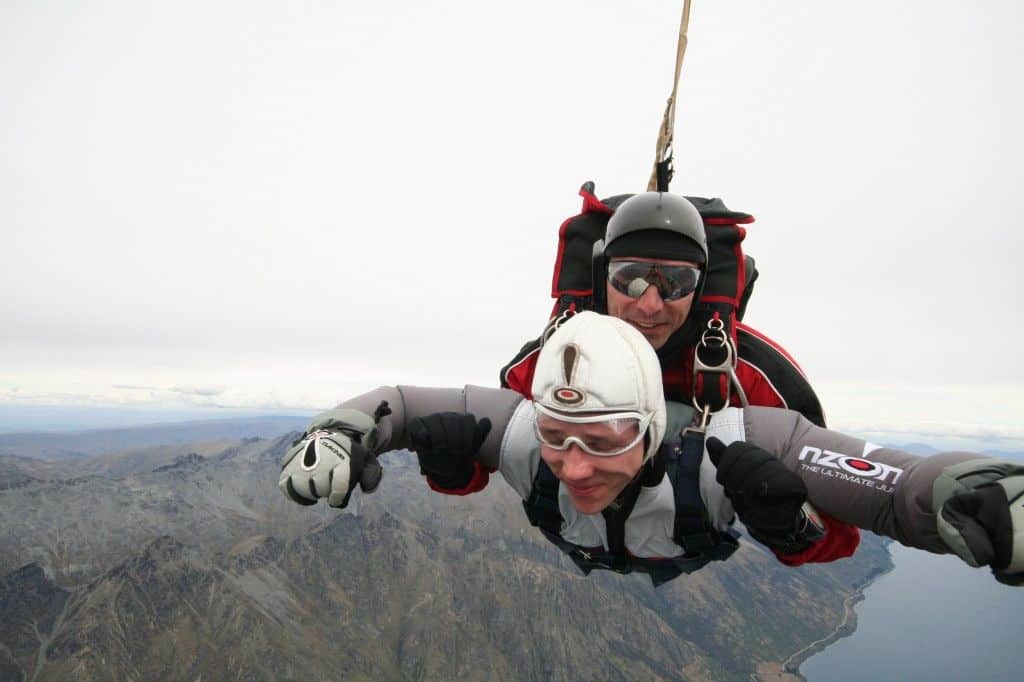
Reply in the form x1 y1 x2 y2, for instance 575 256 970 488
630 320 663 331
566 483 601 497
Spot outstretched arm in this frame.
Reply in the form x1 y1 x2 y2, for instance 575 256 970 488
278 385 525 506
740 405 1024 584
332 385 523 469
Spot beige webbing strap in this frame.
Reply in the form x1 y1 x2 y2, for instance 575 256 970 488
647 0 693 192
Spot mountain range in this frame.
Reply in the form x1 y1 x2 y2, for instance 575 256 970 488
0 419 892 681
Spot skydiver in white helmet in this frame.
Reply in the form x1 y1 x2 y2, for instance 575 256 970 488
279 311 1024 587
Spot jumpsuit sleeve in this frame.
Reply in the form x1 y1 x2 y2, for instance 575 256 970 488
321 385 526 494
742 405 991 554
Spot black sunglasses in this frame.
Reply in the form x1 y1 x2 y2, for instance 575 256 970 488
607 261 702 301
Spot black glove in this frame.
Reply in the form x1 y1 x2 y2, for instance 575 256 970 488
941 482 1021 586
707 437 811 549
408 412 491 490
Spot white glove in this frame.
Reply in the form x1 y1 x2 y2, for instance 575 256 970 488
278 408 385 508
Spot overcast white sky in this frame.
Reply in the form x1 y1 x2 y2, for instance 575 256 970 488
2 0 1022 445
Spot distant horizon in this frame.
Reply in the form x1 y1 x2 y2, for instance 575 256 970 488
1 401 1021 456
0 402 314 435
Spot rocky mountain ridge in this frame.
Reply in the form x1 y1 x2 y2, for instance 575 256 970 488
0 427 891 680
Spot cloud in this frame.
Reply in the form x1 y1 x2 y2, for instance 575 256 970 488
832 419 1024 451
168 385 225 397
0 381 329 413
0 387 163 408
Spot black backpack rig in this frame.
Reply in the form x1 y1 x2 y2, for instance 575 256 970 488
500 181 828 423
548 181 758 416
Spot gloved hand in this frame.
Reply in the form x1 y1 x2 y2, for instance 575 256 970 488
938 475 1024 586
707 437 821 553
278 408 384 508
407 412 491 490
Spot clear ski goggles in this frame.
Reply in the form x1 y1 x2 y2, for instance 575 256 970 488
534 403 652 457
607 261 701 301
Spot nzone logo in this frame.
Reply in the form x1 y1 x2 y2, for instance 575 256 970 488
798 446 903 484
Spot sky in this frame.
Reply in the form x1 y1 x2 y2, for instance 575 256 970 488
2 0 1023 448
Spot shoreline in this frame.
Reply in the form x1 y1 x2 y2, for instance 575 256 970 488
752 542 896 682
788 543 896 677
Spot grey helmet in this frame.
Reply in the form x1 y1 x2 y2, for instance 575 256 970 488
592 192 708 310
604 192 707 263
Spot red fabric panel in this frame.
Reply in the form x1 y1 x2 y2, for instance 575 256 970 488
426 460 491 496
704 215 755 225
733 359 786 408
700 294 743 305
772 512 861 566
504 349 540 399
579 187 614 215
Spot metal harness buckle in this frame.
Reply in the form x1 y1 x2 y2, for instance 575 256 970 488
692 316 748 412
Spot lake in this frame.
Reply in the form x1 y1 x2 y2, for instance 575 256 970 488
801 541 1023 681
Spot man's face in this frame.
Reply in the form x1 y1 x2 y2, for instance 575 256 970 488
605 256 698 350
537 417 645 514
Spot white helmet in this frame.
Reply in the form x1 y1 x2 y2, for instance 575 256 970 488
531 311 666 462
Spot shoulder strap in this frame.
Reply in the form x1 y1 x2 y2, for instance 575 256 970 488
664 428 722 553
523 459 563 535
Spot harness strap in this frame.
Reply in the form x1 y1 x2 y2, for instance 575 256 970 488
523 460 563 534
647 0 693 192
523 462 631 574
692 312 749 413
665 426 721 553
522 437 738 583
602 479 642 555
